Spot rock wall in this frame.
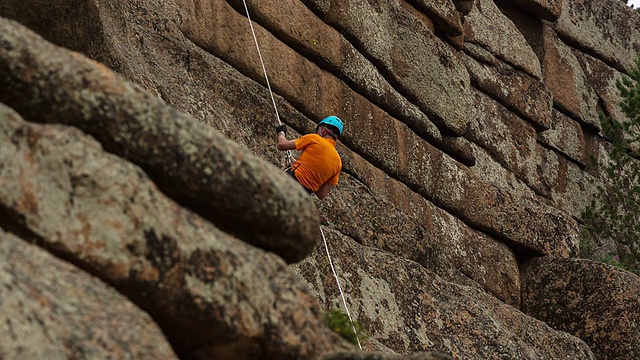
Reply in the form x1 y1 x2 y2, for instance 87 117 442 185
0 0 639 359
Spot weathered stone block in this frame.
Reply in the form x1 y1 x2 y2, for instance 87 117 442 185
539 109 587 167
301 0 473 137
522 257 640 360
0 17 319 264
463 0 542 79
0 229 177 359
462 46 552 131
554 0 640 73
467 88 547 197
0 104 349 359
294 230 594 358
541 25 599 128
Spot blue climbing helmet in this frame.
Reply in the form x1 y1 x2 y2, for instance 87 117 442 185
317 116 344 137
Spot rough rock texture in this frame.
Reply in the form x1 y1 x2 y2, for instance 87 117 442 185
541 24 599 129
0 17 319 264
467 87 547 197
463 0 542 79
0 228 177 360
539 109 587 167
462 44 552 131
539 145 598 219
0 0 639 358
554 0 640 73
522 257 640 360
293 229 594 358
574 50 631 129
0 104 351 359
301 0 473 136
317 162 521 307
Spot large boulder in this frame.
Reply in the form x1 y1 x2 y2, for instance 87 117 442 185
0 103 351 359
293 228 595 358
0 16 319 264
0 229 177 359
522 257 640 359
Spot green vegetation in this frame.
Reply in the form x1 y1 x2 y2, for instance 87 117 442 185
580 56 640 276
323 308 368 345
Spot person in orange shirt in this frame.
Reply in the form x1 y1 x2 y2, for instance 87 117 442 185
276 116 344 200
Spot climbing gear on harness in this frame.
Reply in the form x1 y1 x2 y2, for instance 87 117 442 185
276 124 286 135
317 116 344 137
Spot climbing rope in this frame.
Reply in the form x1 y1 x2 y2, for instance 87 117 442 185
241 0 362 349
241 0 294 168
320 226 363 350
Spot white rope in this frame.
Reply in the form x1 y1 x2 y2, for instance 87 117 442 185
241 0 294 168
241 0 281 126
320 226 362 350
241 3 359 345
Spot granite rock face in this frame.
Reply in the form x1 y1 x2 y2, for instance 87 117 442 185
0 103 350 359
522 257 640 360
294 229 594 358
0 229 177 360
1 0 639 358
0 17 319 265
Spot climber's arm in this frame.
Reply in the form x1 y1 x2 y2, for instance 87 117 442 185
315 182 335 200
277 133 296 151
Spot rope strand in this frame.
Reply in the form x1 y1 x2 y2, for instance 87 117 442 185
320 226 363 350
242 0 294 167
241 0 281 126
242 0 359 347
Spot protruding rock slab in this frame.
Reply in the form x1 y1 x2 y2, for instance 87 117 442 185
0 104 351 359
294 229 595 359
522 257 640 360
0 229 178 360
0 17 319 264
554 0 640 73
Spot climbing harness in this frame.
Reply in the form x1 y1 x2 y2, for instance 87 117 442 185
240 0 362 349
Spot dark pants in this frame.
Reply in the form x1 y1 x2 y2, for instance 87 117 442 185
286 169 314 194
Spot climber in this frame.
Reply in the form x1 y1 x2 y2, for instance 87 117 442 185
276 116 344 200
